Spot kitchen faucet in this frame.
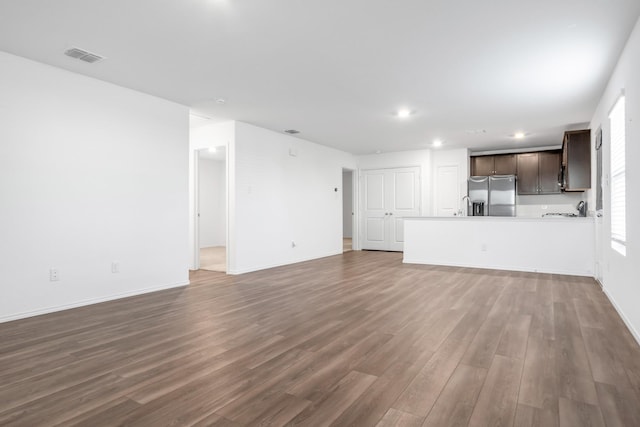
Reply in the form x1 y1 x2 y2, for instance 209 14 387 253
460 195 471 216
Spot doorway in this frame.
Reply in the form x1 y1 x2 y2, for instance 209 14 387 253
342 169 355 252
197 147 227 272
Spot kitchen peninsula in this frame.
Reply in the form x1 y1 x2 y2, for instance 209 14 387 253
403 216 595 276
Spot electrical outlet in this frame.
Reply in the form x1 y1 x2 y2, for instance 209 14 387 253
481 244 487 252
291 241 296 248
111 262 120 273
49 268 59 281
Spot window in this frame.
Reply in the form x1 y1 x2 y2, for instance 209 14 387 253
609 95 626 255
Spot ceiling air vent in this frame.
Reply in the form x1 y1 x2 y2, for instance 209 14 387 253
284 129 300 134
64 47 106 64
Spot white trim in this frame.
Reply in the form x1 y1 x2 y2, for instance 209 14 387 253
402 259 594 277
225 142 231 273
0 281 190 324
351 168 359 251
193 146 230 273
602 286 640 347
228 251 343 275
342 167 359 251
193 150 201 270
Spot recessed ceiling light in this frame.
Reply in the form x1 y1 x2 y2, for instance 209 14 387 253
208 147 217 153
433 139 443 147
284 129 300 134
215 98 226 104
396 109 413 118
514 132 526 139
375 150 382 154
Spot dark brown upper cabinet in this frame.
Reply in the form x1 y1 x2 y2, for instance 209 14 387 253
470 154 517 176
516 153 538 194
562 130 591 191
516 151 562 195
539 151 563 193
472 156 494 176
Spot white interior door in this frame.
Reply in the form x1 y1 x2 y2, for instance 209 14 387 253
388 168 420 251
361 167 420 251
436 165 460 216
362 171 388 250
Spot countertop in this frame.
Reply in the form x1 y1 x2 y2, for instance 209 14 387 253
404 216 594 222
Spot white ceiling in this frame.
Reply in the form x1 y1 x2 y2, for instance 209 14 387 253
1 1 639 154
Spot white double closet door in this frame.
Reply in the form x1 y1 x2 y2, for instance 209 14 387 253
361 167 420 251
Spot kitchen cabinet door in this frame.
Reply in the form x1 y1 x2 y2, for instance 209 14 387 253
539 151 562 193
493 154 517 175
563 130 591 191
517 151 562 194
516 153 539 195
471 154 517 176
471 156 494 176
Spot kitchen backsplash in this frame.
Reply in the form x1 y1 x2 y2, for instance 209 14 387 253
516 193 585 217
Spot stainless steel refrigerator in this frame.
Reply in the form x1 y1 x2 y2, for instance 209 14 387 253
468 176 489 216
488 175 516 216
467 175 516 216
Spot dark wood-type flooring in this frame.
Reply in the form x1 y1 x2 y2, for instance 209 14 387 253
1 251 640 426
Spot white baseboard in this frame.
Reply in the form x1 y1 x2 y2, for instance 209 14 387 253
228 251 343 275
602 286 640 347
0 280 190 324
402 259 594 277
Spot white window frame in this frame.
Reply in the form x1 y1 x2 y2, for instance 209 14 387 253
609 94 626 256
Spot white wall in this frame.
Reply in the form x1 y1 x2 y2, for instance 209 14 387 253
358 149 432 215
431 148 469 216
0 52 190 322
198 158 226 247
404 217 595 276
589 16 640 343
342 171 353 238
230 122 356 274
188 121 234 269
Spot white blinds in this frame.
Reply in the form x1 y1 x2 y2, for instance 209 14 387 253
609 95 626 255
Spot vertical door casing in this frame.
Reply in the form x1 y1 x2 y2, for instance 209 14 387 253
361 167 420 251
